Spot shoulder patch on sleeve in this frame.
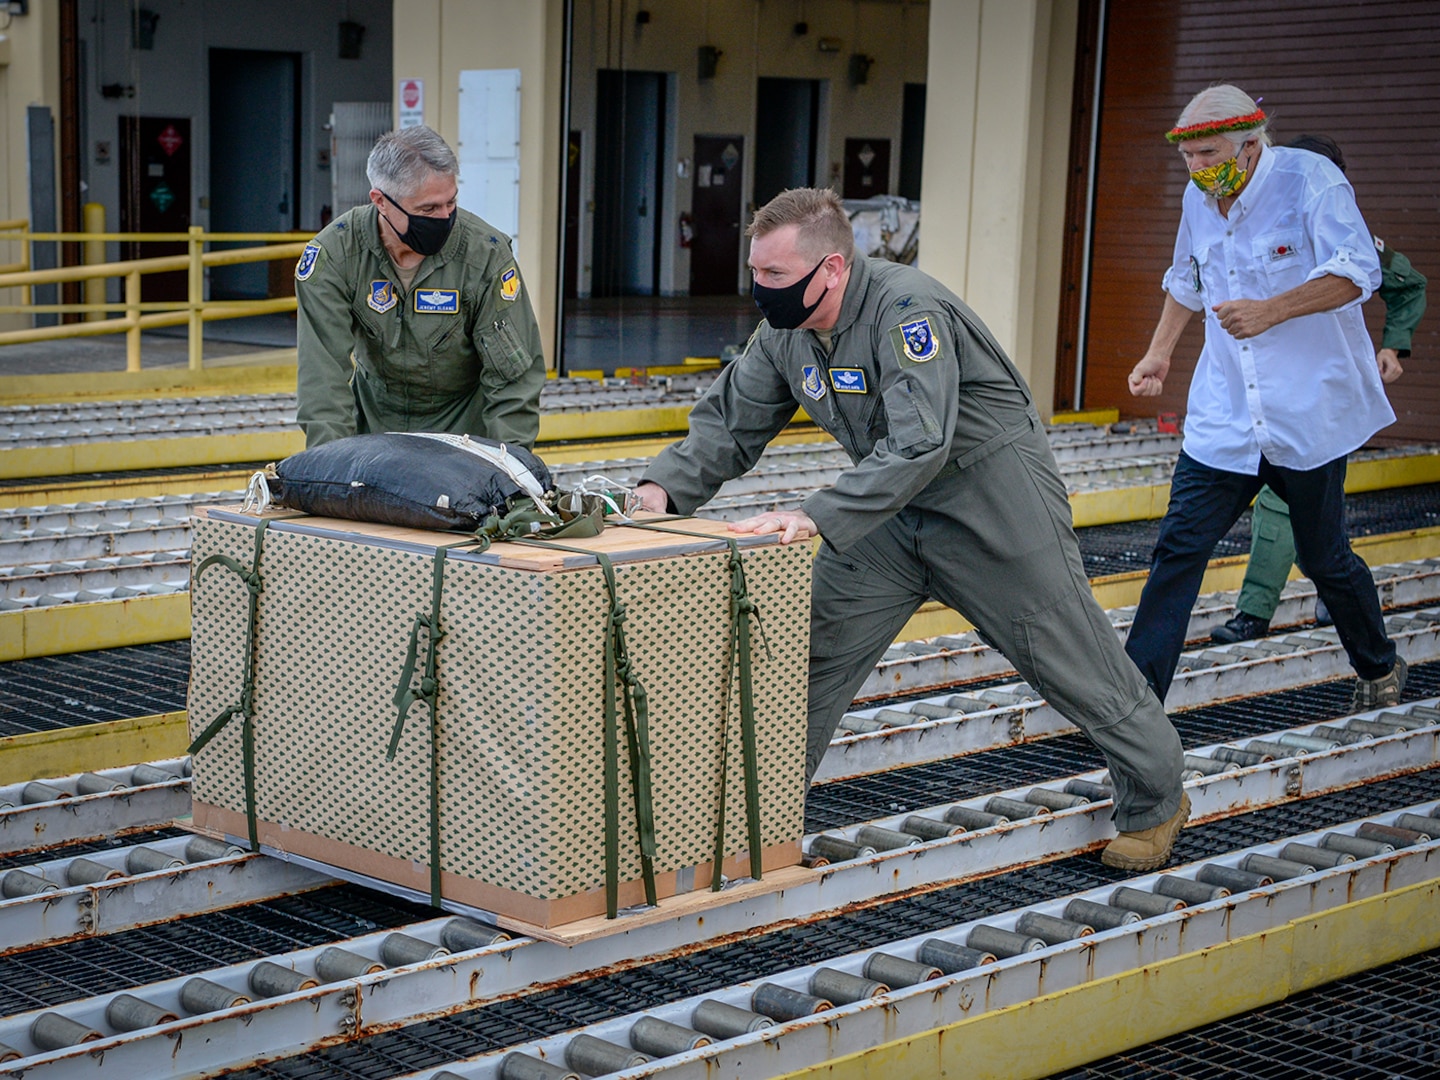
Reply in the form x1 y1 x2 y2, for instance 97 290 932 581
295 243 322 281
889 316 940 364
499 265 520 302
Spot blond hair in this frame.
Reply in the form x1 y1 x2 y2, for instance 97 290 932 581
747 188 854 265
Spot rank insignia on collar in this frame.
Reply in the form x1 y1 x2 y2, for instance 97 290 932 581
801 364 827 401
414 288 460 314
367 280 397 313
830 367 868 393
294 243 320 281
499 266 520 302
899 317 938 363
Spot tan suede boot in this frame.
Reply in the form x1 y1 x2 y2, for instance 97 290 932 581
1102 791 1191 872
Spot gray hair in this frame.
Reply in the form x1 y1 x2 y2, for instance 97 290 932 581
366 126 459 197
1173 84 1272 149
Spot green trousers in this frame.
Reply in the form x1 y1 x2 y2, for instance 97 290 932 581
1236 486 1297 620
806 422 1185 833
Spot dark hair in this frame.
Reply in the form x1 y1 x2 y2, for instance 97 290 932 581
1284 134 1346 174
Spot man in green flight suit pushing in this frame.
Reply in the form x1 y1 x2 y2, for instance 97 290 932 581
637 188 1190 871
294 125 547 449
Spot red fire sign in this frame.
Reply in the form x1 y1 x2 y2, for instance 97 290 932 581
157 123 184 156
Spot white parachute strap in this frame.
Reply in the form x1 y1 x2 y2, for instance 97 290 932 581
399 431 556 515
241 470 274 515
569 475 640 521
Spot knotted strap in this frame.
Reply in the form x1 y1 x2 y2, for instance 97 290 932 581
625 521 771 890
189 518 277 852
514 536 658 919
388 536 491 907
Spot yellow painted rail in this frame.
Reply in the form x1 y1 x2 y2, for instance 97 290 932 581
0 712 189 787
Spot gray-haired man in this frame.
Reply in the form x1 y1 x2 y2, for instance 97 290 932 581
295 125 547 448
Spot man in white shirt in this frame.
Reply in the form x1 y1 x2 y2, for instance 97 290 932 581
1125 84 1404 710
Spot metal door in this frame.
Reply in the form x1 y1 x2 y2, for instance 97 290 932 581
690 135 744 296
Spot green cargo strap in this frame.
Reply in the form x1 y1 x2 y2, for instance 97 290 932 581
514 536 657 919
389 536 491 907
481 494 605 541
625 521 770 890
188 517 277 853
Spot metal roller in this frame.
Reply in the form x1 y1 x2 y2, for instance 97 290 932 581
943 695 999 714
380 932 450 967
1308 725 1373 746
498 1052 581 1080
863 952 942 988
752 983 833 1021
22 780 69 804
441 918 511 952
125 846 185 874
1025 788 1091 810
564 1033 649 1074
1180 754 1237 776
1320 832 1394 858
837 715 889 734
249 961 320 997
1014 911 1092 943
1210 746 1269 766
985 795 1049 819
1275 732 1341 753
185 835 246 862
1064 898 1141 930
967 923 1046 957
907 702 963 720
1197 863 1272 890
1109 886 1185 917
1278 842 1353 868
1344 718 1407 738
314 946 385 982
899 814 963 840
691 999 773 1038
66 857 124 885
1240 853 1315 880
76 772 128 795
809 834 876 861
30 1012 102 1050
1246 739 1296 759
942 805 1009 830
1063 779 1113 800
873 708 925 728
130 763 182 785
810 967 888 1004
3 868 59 897
180 977 250 1014
629 1015 710 1055
1373 710 1429 731
916 938 996 972
1356 822 1426 847
854 825 922 850
0 1042 20 1063
106 993 180 1032
1153 875 1229 904
1394 813 1440 838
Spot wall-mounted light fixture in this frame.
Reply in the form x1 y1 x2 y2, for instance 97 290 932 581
698 45 722 80
848 53 874 85
132 7 159 50
817 37 842 53
338 20 365 60
636 9 651 26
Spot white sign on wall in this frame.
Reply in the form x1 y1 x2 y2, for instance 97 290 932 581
457 68 522 251
398 79 424 128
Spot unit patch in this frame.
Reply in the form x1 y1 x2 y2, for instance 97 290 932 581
295 243 321 281
367 281 398 313
1189 254 1202 293
1268 242 1297 262
899 317 939 363
499 266 520 302
829 367 868 393
414 288 460 314
801 364 827 401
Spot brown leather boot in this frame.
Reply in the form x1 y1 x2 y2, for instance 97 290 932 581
1102 791 1191 872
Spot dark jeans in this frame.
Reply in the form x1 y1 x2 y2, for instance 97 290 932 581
1125 451 1395 702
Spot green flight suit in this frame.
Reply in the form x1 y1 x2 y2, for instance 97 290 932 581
295 203 547 449
1236 244 1427 620
644 256 1184 830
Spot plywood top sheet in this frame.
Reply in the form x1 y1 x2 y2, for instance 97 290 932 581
195 505 778 571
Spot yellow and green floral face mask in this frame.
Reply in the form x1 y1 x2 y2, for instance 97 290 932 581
1190 156 1247 198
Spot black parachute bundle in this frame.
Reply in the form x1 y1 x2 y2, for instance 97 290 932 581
259 432 556 532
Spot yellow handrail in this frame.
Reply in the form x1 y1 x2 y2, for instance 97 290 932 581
0 220 312 372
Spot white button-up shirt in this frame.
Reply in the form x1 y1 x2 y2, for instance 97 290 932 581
1162 144 1393 473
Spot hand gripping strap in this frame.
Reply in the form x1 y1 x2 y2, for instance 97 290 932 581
624 522 771 891
388 536 491 907
514 537 658 919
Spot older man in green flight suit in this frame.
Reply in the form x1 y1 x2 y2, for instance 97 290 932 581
636 187 1189 872
295 125 547 449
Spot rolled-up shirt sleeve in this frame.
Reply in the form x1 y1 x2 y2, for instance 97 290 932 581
1161 218 1205 312
1304 182 1381 307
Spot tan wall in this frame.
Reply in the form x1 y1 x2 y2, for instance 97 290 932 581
918 0 1076 414
0 7 62 333
392 0 566 366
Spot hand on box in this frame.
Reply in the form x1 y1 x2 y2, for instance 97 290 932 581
730 510 818 545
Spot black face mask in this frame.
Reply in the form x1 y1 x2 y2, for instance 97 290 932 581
752 257 827 329
379 190 456 256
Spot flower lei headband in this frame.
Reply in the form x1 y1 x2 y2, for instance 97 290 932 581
1165 107 1267 144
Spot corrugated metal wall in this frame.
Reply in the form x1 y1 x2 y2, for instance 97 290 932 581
1073 0 1439 443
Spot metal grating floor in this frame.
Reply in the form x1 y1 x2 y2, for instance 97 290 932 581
1049 950 1440 1079
217 770 1440 1080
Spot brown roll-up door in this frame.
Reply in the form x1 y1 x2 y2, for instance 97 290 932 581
1071 0 1440 444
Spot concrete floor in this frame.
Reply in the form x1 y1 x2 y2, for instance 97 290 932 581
0 296 760 378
